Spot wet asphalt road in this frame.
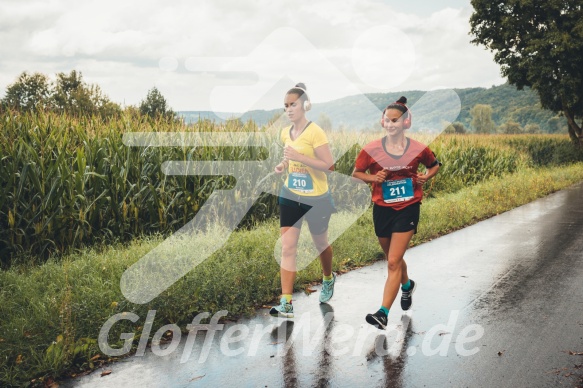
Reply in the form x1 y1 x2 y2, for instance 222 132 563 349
64 183 583 388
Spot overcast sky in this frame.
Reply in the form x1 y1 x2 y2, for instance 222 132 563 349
0 0 506 112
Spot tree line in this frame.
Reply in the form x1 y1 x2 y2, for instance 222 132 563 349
450 102 560 135
0 70 176 121
470 0 583 146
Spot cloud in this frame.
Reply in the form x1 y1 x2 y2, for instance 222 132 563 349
0 0 504 111
410 7 505 90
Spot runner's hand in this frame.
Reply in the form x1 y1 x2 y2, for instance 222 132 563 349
275 160 288 174
374 169 389 184
283 146 302 162
416 172 428 185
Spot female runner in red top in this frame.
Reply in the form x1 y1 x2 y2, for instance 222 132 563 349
352 96 440 329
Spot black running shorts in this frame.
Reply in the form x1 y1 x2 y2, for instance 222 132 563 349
372 202 420 237
278 188 334 235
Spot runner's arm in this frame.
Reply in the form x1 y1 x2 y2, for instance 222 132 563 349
352 168 387 184
284 143 334 173
416 164 440 185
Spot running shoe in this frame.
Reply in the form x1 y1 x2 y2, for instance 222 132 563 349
366 310 387 329
269 297 294 318
400 279 416 311
319 273 336 303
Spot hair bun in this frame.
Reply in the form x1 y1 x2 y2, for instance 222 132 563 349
295 83 307 91
396 96 407 105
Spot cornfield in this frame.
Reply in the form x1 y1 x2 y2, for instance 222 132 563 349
1 110 581 266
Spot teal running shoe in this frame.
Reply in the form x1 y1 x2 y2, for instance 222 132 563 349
269 297 294 318
319 273 336 303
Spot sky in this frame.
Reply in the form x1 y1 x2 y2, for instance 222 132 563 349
0 0 506 113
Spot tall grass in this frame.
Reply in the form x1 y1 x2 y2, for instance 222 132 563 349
1 110 582 265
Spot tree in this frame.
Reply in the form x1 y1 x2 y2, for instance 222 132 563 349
443 125 455 134
1 70 121 119
524 123 541 134
470 0 583 146
52 70 84 112
1 72 51 111
52 70 120 118
446 121 467 134
470 104 496 133
547 117 564 134
499 120 523 134
139 87 175 120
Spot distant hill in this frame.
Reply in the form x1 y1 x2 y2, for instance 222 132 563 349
452 84 565 132
179 84 567 133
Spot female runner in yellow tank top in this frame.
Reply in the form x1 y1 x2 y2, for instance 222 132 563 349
269 83 336 318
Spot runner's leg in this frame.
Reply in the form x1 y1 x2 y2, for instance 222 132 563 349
380 230 414 309
280 226 301 294
312 230 332 277
379 236 408 283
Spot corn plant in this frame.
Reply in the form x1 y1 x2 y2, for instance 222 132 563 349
1 110 580 266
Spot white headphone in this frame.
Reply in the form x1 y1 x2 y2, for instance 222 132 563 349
293 86 312 112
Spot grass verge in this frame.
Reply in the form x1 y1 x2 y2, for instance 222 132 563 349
1 162 583 386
